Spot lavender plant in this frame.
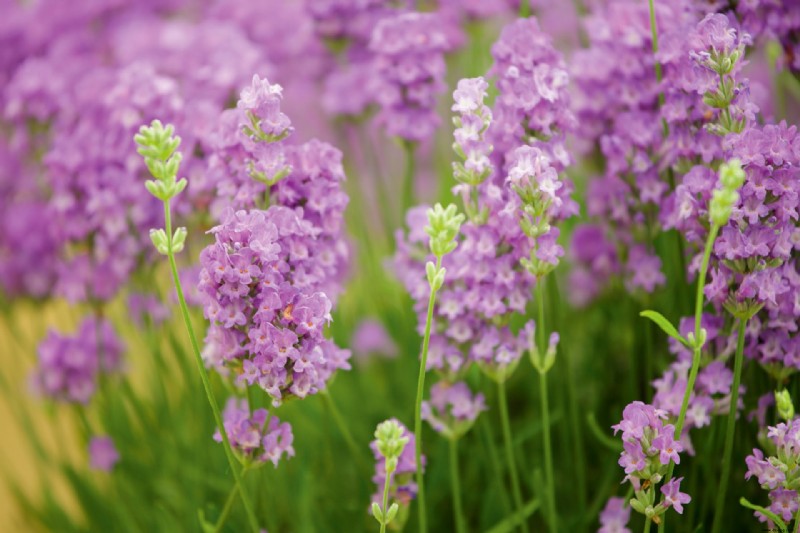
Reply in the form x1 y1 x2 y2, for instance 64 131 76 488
2 2 800 533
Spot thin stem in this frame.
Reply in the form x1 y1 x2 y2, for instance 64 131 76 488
519 0 530 18
498 380 529 533
414 255 442 533
163 200 260 533
710 318 748 533
677 224 719 437
658 223 720 533
379 464 392 533
214 480 241 533
450 438 466 533
644 516 652 533
536 282 557 531
323 390 368 475
539 371 557 531
402 141 417 217
794 507 800 533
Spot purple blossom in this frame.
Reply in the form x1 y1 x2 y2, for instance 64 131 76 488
369 12 452 141
352 319 398 361
214 398 294 467
88 436 119 472
421 381 486 439
198 207 350 406
661 477 691 514
32 317 124 404
598 497 632 533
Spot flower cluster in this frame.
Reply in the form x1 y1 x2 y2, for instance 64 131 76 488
198 208 350 406
421 381 486 440
598 497 631 533
213 398 294 467
489 17 575 160
32 317 124 404
0 2 271 303
613 401 691 520
745 416 800 525
370 419 422 512
451 77 493 220
89 436 120 472
369 12 451 141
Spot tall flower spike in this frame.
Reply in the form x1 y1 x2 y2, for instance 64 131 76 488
451 77 493 223
134 120 188 256
370 419 420 532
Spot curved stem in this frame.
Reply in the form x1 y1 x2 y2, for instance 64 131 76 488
450 438 466 533
710 318 748 533
658 223 719 533
163 200 260 533
414 256 442 533
536 281 557 531
498 380 529 533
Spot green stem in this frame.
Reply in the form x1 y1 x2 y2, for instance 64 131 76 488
710 318 748 533
644 516 652 533
214 479 241 533
163 200 260 533
794 507 800 533
380 464 392 533
414 256 442 533
498 380 529 533
450 438 466 533
519 0 530 17
658 224 719 533
536 282 557 531
402 141 416 216
323 390 368 475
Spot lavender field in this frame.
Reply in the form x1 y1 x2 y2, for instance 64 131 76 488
1 0 799 532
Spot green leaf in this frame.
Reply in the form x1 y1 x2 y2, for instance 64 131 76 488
640 310 688 346
739 497 787 533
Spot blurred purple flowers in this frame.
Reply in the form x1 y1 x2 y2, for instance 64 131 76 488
33 317 123 404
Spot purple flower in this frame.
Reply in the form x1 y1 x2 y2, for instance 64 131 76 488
768 488 799 522
661 477 691 514
89 436 119 472
198 207 350 406
214 398 294 467
369 12 452 141
352 319 398 361
32 317 124 404
421 381 486 439
598 497 632 533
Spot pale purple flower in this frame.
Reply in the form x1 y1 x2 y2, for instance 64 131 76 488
421 381 486 438
89 436 119 472
598 497 632 533
661 477 691 514
214 398 294 467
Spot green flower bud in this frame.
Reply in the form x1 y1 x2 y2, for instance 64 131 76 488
425 203 464 260
776 390 795 421
135 119 186 200
719 159 745 189
149 229 170 256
